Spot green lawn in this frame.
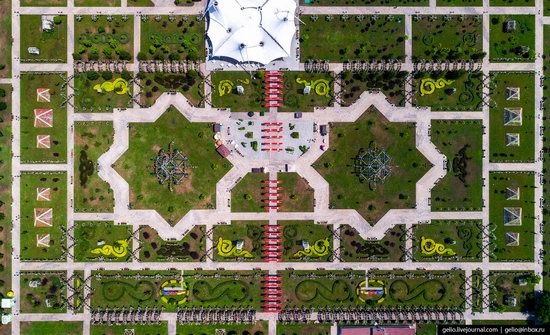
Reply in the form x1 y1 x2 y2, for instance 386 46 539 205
489 72 535 162
213 221 267 262
92 323 168 335
282 270 464 308
231 173 314 212
91 270 265 310
489 15 535 62
140 15 205 61
340 224 405 262
413 220 483 262
489 271 537 312
74 15 134 61
277 173 315 212
74 72 133 112
300 15 405 62
211 71 266 113
20 271 66 313
20 15 67 63
72 270 85 313
489 172 535 262
431 120 483 211
127 0 154 6
341 70 407 107
299 0 428 7
75 0 121 6
437 0 482 5
74 121 114 213
412 15 484 62
231 173 268 212
0 1 12 77
177 322 268 335
0 85 12 304
74 221 132 262
472 270 483 312
140 72 204 108
140 225 206 262
21 322 82 335
279 72 334 113
281 270 366 308
20 171 66 261
314 108 431 224
368 270 465 308
114 107 232 224
20 72 67 163
20 0 67 6
277 323 330 335
280 221 333 262
417 324 438 335
490 0 534 5
413 71 483 111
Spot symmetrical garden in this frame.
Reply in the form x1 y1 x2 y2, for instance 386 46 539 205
6 0 549 333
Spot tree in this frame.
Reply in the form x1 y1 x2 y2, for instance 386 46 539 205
101 71 113 81
532 291 550 324
137 51 147 61
53 16 63 25
103 46 113 59
121 70 132 81
0 88 5 97
0 102 7 111
86 71 100 81
89 46 100 60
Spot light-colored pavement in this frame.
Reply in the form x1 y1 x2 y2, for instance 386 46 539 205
7 0 548 332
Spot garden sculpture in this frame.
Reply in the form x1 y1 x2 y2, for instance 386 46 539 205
216 238 254 258
296 77 330 96
218 79 250 97
292 238 331 258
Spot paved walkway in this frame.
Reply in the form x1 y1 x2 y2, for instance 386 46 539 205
6 0 547 333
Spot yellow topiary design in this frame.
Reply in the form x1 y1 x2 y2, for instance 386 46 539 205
217 238 254 258
90 240 129 258
419 78 454 96
218 79 250 97
292 238 331 258
296 78 330 96
420 236 456 256
218 80 234 97
93 78 129 95
160 279 189 305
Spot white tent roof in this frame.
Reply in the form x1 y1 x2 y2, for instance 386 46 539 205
206 0 297 65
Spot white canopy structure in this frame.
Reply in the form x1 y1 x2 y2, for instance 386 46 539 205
206 0 297 65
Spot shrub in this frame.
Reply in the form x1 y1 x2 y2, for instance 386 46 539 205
137 51 147 61
86 71 100 81
82 39 93 48
103 47 113 58
121 70 132 81
101 71 113 81
0 88 5 97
